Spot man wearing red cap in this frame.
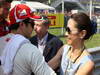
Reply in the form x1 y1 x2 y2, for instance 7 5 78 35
0 4 56 75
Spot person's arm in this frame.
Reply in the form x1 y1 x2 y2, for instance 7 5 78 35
75 60 95 75
48 46 64 70
30 46 56 75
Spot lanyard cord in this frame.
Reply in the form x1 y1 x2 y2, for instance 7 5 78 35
65 46 85 75
71 46 85 63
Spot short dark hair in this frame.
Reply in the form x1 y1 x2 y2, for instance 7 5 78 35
22 18 35 28
9 18 35 30
9 23 19 31
70 12 95 40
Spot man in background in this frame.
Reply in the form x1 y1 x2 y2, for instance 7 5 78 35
30 15 63 74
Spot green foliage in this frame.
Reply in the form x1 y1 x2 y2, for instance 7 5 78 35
48 28 63 36
60 34 100 48
85 34 100 48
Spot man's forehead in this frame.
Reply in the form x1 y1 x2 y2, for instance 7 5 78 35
35 20 44 25
35 21 42 24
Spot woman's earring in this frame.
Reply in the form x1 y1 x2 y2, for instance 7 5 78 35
80 37 83 39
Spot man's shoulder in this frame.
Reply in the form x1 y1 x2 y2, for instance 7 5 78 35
0 34 9 42
0 33 13 39
29 35 37 43
47 33 63 45
49 33 61 40
30 35 37 40
29 35 37 45
48 33 55 37
19 43 38 54
48 33 58 40
22 43 37 49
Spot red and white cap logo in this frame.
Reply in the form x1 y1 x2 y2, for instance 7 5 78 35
9 4 40 25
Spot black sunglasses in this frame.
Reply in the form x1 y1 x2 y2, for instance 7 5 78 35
65 27 71 34
65 27 79 34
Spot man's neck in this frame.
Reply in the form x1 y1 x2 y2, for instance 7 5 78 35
38 32 48 40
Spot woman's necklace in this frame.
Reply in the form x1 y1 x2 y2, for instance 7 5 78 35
70 46 85 63
65 46 85 75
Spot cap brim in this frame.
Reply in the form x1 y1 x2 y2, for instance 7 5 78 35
31 15 41 19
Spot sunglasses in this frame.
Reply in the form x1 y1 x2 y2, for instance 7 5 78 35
65 27 71 34
65 27 79 34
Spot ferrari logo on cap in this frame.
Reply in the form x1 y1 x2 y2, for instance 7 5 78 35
19 9 27 17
